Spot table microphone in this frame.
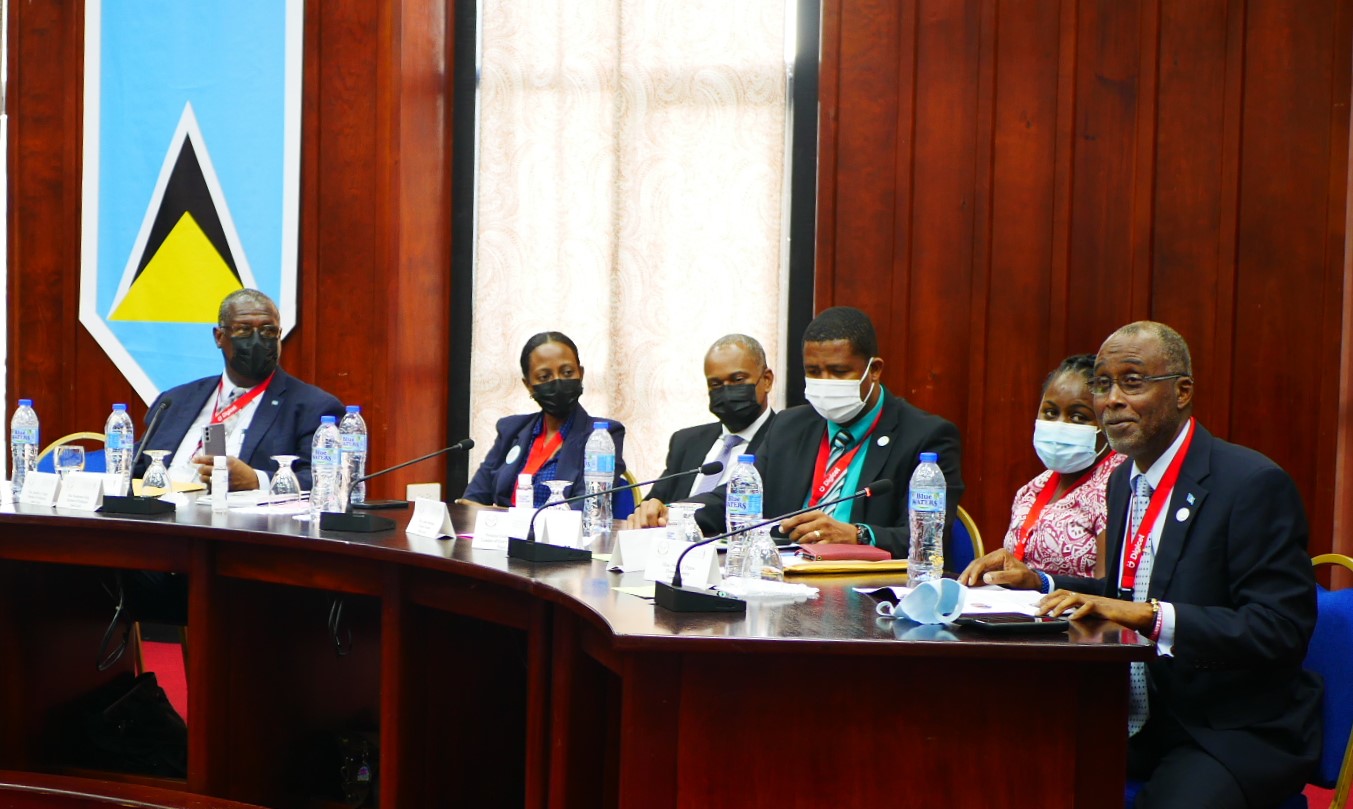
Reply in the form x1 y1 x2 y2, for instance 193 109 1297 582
508 461 724 562
655 478 895 613
320 439 475 533
100 399 176 516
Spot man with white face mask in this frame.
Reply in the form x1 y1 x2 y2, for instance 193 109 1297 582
633 306 963 560
1001 354 1126 578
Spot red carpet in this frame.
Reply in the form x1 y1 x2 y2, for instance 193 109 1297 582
140 640 188 722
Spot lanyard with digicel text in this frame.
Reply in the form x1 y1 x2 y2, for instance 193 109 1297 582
1011 455 1110 562
1118 418 1195 594
211 373 274 425
807 406 885 508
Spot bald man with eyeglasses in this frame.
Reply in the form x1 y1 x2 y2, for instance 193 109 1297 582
132 289 344 492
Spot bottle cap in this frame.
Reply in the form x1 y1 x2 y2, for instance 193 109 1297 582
346 405 361 414
18 399 31 407
321 415 337 424
214 456 227 469
594 421 608 429
113 403 127 412
737 454 755 464
919 452 938 463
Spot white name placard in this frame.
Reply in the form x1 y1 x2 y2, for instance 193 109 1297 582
405 498 456 539
19 472 61 507
644 538 721 589
538 509 584 548
57 471 105 512
470 508 533 550
609 527 665 572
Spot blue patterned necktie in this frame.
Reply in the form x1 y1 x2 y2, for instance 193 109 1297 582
692 434 744 495
1127 474 1155 736
818 430 853 514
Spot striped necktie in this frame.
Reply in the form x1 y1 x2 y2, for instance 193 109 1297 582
1127 474 1155 736
692 434 744 495
819 430 853 513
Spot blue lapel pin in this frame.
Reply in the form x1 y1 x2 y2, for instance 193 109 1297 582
1186 493 1195 505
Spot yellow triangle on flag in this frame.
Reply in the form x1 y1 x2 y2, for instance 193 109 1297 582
110 212 244 323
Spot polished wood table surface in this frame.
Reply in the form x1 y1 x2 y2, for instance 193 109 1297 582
0 501 1151 808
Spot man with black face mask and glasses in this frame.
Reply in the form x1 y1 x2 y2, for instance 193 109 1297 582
637 334 777 514
133 288 344 491
629 307 963 559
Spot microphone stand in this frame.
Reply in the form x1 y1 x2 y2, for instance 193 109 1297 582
654 480 893 613
320 440 474 533
100 400 176 516
508 462 723 563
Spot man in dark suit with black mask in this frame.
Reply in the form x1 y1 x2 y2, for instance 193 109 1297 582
640 334 777 511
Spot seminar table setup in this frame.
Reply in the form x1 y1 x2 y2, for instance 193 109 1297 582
0 500 1151 808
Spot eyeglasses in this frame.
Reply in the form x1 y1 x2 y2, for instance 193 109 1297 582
1088 373 1188 396
223 323 281 340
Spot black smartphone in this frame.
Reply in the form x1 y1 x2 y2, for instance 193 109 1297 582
955 613 1070 633
203 423 226 457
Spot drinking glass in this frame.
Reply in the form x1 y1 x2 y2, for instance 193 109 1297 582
270 455 302 503
742 529 786 582
543 480 571 511
142 450 172 495
54 445 85 480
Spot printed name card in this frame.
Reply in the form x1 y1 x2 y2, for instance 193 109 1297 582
644 538 721 590
609 527 665 572
471 508 533 550
405 498 456 539
19 472 61 507
537 509 584 548
57 471 105 512
103 472 130 499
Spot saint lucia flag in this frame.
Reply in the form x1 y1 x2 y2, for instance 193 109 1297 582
79 1 303 403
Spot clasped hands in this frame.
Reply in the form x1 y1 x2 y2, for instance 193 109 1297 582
190 454 260 491
958 549 1156 631
624 500 861 544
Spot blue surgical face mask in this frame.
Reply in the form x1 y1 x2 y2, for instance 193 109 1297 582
1032 420 1100 474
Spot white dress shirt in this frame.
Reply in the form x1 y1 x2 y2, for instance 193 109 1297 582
686 406 775 497
168 372 270 489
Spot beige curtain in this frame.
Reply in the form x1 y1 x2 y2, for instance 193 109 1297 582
471 0 791 483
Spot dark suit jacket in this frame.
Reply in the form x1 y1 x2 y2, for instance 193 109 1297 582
686 391 963 559
1054 423 1321 806
462 405 628 510
133 368 344 490
645 410 777 505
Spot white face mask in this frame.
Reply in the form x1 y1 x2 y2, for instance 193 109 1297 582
1032 420 1100 473
805 358 877 424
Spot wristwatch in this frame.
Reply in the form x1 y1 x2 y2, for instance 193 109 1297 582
854 523 868 544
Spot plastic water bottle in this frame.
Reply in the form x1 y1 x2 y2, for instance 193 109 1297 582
724 454 763 579
339 405 368 505
515 473 534 510
309 415 342 519
211 456 229 513
104 403 135 497
10 399 39 498
907 452 946 584
582 422 615 548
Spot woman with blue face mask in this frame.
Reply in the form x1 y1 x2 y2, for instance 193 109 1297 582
1000 354 1125 578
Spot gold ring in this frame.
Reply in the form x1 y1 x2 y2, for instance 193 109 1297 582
813 530 822 540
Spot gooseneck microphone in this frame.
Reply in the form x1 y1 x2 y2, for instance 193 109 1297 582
507 461 724 563
319 439 475 533
655 479 895 613
100 399 176 516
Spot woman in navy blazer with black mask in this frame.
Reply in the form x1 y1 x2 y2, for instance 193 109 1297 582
461 331 631 515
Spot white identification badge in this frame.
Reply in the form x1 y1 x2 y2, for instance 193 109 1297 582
471 508 534 550
19 472 61 507
609 527 664 572
405 497 455 539
57 471 105 512
644 538 720 589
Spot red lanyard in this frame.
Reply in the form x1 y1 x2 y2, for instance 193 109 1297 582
212 373 274 425
1119 419 1195 593
512 429 564 505
1011 455 1109 561
807 407 885 507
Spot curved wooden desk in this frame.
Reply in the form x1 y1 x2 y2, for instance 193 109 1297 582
0 503 1150 808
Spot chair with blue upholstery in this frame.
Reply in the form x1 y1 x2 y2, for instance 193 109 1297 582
612 469 639 520
1126 552 1353 808
35 432 108 474
948 505 984 572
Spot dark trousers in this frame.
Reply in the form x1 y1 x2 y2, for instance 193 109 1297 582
1128 713 1248 809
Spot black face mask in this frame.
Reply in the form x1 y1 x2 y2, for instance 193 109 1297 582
228 333 280 383
709 382 764 433
532 378 583 418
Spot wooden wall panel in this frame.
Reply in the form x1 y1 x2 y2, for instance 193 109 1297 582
7 0 451 499
820 0 1353 559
